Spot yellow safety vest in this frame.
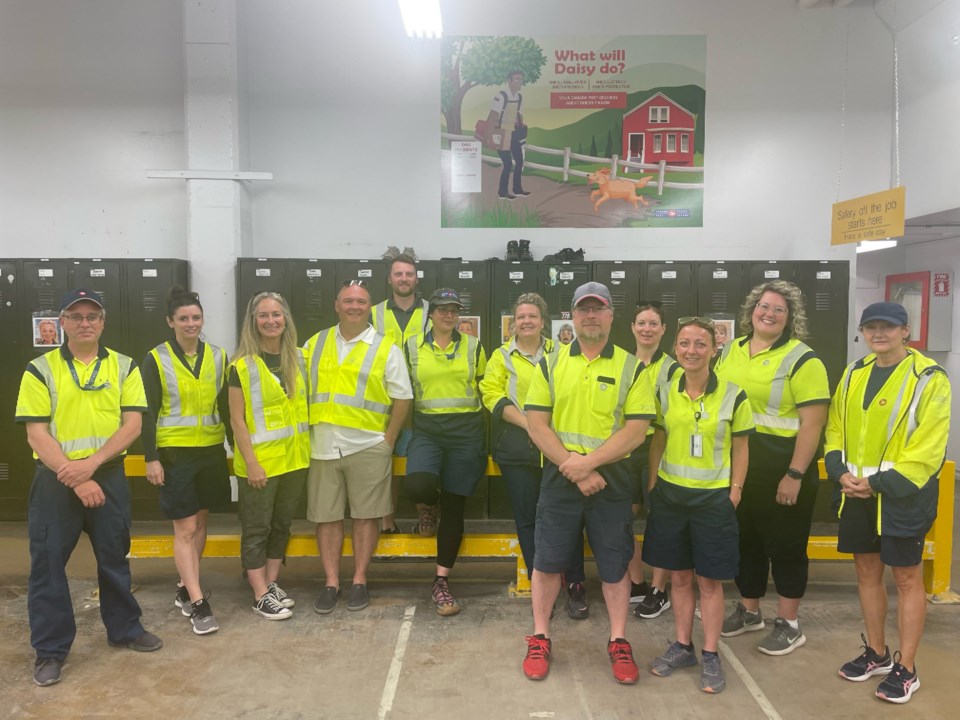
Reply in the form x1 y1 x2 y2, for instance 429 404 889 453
371 299 430 348
305 327 394 432
231 353 310 478
407 332 483 414
641 350 679 436
481 337 557 413
150 341 227 447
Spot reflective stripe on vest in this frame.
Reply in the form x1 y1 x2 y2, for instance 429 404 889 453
610 354 640 435
310 330 392 415
409 334 480 412
308 328 333 405
764 343 808 419
372 300 429 345
247 360 297 444
154 343 225 428
501 342 553 412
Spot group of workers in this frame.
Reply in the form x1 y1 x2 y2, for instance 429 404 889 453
15 253 949 706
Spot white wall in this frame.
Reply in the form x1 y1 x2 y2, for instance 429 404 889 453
0 0 187 258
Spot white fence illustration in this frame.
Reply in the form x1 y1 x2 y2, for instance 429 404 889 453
441 132 704 196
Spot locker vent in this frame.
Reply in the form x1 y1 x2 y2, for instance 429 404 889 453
37 290 56 310
559 290 576 309
141 291 160 312
710 293 728 311
0 463 8 484
305 290 324 312
816 293 831 311
610 290 627 309
459 292 474 312
660 292 678 310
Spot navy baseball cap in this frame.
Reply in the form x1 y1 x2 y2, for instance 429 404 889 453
429 287 465 310
859 301 908 327
571 282 612 308
60 288 104 312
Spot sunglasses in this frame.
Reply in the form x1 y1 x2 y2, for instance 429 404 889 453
340 279 368 288
677 316 716 329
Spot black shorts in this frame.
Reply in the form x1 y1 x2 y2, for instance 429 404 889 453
837 496 928 567
157 445 231 520
627 443 651 507
642 481 740 580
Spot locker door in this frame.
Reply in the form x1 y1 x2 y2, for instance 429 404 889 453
491 261 539 348
439 259 490 349
337 260 388 307
594 261 642 352
644 262 694 351
696 262 743 350
69 259 124 352
123 259 189 365
289 259 338 340
412 259 439 301
22 259 71 361
539 261 592 319
0 259 29 520
236 258 288 335
744 261 797 295
796 261 849 391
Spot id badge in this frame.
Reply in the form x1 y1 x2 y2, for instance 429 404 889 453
690 433 703 458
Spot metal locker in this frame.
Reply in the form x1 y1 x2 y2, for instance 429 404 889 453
644 262 694 351
0 259 30 520
490 261 539 349
236 258 288 335
593 261 642 352
439 259 490 350
796 261 849 391
539 261 592 319
744 261 797 296
337 260 389 308
289 259 338 340
412 259 439 301
68 259 124 353
122 259 189 365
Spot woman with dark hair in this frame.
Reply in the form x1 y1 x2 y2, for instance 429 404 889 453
229 292 310 620
142 287 230 634
714 280 830 656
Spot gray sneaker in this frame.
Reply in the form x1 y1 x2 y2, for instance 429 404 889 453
700 652 725 693
189 598 219 635
346 583 369 611
758 617 807 656
314 586 340 615
650 641 698 677
721 601 765 637
268 581 295 609
33 657 63 687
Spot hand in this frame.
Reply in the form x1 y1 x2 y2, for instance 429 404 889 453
577 471 607 497
840 473 873 499
246 462 268 489
145 460 165 487
729 485 743 509
384 433 397 450
776 476 800 507
57 457 100 488
74 480 106 508
559 452 595 484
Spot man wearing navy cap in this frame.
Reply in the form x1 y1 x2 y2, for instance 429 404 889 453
15 289 162 687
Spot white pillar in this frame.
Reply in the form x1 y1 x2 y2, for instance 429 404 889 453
183 0 251 349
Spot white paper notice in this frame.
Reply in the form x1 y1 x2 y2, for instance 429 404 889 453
451 141 482 193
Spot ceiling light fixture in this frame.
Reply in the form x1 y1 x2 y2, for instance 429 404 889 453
398 0 442 39
856 239 899 253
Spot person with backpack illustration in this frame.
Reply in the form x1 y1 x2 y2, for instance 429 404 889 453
484 69 531 201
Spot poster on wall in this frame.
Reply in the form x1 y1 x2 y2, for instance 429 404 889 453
441 35 705 229
32 313 63 348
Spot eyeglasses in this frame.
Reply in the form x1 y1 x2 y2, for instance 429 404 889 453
63 313 103 324
341 279 368 288
756 302 788 316
434 306 460 316
678 316 715 329
573 305 610 316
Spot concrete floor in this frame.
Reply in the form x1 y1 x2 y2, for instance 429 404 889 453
2 516 960 720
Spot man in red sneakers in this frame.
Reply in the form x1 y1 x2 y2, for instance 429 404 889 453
523 282 655 684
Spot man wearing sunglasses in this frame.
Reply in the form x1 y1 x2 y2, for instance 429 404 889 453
16 288 162 688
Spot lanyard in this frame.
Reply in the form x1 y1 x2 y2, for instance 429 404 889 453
69 357 110 391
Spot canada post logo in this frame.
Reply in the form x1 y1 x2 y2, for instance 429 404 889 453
652 209 691 218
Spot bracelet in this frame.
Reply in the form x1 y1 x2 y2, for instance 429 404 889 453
731 482 743 489
786 467 804 480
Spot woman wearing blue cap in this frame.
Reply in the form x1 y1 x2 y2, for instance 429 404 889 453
404 287 487 615
826 301 950 704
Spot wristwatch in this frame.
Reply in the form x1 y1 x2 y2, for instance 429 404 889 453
785 467 804 480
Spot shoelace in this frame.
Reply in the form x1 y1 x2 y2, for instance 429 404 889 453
418 506 437 528
433 579 454 606
609 641 634 664
525 636 550 659
702 654 721 675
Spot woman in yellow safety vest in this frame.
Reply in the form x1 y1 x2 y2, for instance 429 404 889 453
404 288 487 616
643 317 754 694
142 287 230 635
229 291 310 621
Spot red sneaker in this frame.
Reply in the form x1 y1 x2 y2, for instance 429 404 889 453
523 634 552 680
608 638 639 684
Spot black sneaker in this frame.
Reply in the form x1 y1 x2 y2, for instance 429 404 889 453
629 581 651 604
875 652 920 704
499 193 517 201
268 581 295 609
189 598 219 635
566 582 589 620
514 190 532 197
33 657 62 686
635 587 670 619
174 585 190 617
838 634 893 681
253 592 292 620
108 630 163 652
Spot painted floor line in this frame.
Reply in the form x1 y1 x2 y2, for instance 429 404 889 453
719 640 783 720
378 605 417 720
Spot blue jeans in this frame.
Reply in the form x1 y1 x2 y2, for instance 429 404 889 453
28 463 144 661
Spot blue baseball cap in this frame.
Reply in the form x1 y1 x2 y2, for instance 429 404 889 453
60 288 105 312
428 287 465 311
859 302 908 327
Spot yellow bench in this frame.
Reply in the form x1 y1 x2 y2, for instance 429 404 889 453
124 456 957 601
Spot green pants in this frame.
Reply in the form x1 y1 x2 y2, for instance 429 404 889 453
237 469 307 570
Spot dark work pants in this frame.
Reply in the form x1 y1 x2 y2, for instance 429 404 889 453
28 463 144 661
497 140 525 196
734 463 819 600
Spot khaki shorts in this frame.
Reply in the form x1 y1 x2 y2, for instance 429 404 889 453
307 440 394 522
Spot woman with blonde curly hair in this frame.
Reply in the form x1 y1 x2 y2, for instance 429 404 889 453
714 280 830 656
229 292 310 620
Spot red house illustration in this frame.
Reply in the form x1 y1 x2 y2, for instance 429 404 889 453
621 92 697 167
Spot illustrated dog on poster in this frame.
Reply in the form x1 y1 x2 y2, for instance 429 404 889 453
587 168 653 211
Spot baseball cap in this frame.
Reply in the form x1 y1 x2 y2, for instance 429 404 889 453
429 287 465 310
571 282 612 308
60 288 105 312
859 301 908 327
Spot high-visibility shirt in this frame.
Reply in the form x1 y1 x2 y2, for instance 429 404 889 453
371 298 430 348
405 330 486 415
231 352 310 478
654 371 755 490
639 350 680 437
148 341 227 448
525 340 655 455
15 345 147 461
715 335 830 460
304 325 396 432
480 337 556 415
825 349 950 535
